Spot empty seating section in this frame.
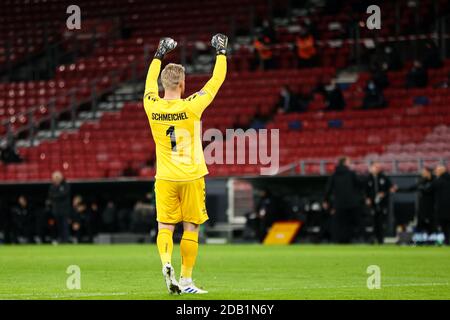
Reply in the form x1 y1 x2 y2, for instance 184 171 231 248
270 104 450 175
0 0 271 134
0 0 131 69
0 105 155 181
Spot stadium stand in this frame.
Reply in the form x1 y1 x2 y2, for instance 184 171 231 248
0 0 449 182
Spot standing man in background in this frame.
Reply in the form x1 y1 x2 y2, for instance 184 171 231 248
48 171 71 244
365 162 397 244
11 195 35 243
324 157 365 243
405 168 436 235
431 165 450 245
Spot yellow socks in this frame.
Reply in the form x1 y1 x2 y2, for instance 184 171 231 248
180 231 199 279
157 229 173 265
157 229 199 279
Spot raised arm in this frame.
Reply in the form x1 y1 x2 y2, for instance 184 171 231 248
203 33 228 97
144 59 161 99
199 54 227 99
143 38 177 99
187 34 228 117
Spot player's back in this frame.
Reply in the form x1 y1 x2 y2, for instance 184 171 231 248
145 96 207 182
143 53 226 182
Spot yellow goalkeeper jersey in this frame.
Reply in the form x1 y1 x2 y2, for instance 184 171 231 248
143 55 227 181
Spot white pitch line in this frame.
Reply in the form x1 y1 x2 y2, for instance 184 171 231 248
0 282 448 299
242 282 450 291
0 292 130 299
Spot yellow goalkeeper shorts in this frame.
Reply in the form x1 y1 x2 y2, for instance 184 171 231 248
154 177 208 225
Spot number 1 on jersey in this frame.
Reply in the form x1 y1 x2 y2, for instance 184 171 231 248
166 126 177 151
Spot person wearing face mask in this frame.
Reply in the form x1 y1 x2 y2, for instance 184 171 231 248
362 79 387 110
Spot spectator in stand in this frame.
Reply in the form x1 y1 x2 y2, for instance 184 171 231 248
325 79 346 111
365 162 397 244
422 40 443 70
249 112 267 130
70 195 93 243
253 34 274 70
430 165 450 245
362 79 387 109
371 62 390 90
383 45 403 71
324 157 365 243
0 138 22 164
295 28 317 68
276 85 300 113
261 19 277 44
406 60 428 88
48 171 71 243
10 195 35 243
302 17 319 40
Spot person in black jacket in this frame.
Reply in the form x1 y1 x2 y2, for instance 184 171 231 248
324 157 365 243
48 171 71 243
405 168 436 234
254 188 282 242
431 165 450 245
70 195 93 243
325 80 346 111
10 195 35 243
365 162 397 244
406 60 428 88
0 138 22 164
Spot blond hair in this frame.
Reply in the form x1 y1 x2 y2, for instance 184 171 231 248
161 63 185 90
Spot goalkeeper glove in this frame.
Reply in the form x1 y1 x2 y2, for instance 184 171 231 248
211 33 228 55
154 37 177 60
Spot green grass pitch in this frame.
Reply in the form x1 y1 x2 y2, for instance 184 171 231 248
0 244 449 300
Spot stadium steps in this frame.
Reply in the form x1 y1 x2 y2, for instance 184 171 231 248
15 86 129 148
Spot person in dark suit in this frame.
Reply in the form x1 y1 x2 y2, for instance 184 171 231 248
10 195 35 243
431 165 450 245
324 157 365 243
70 195 93 243
253 188 284 242
48 171 71 243
405 168 436 234
365 162 397 244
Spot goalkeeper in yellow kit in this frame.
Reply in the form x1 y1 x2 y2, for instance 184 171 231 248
143 34 227 294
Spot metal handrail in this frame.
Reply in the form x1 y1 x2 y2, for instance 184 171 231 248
0 54 147 144
277 157 449 176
